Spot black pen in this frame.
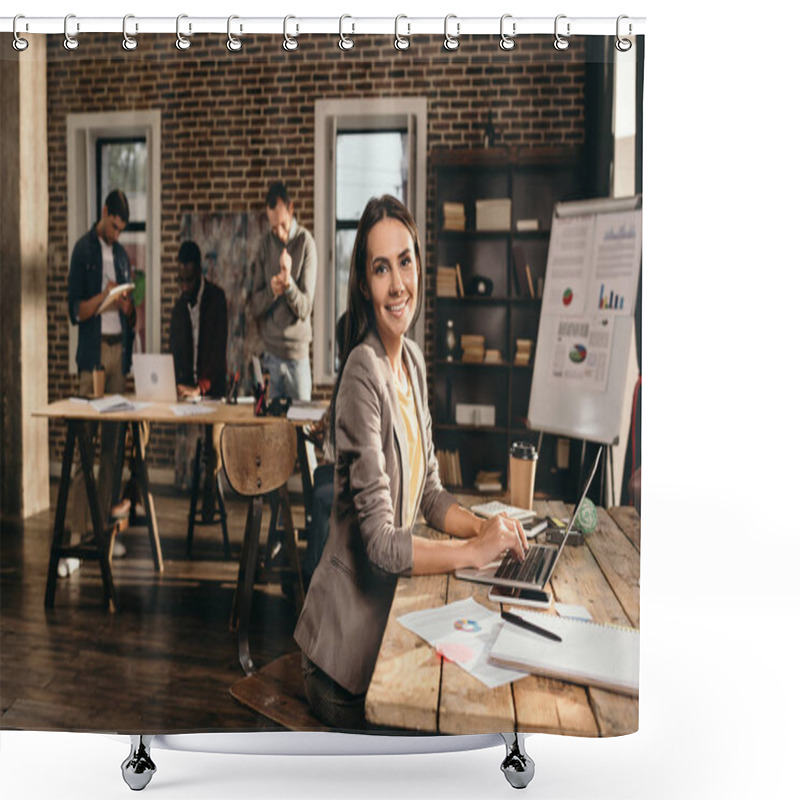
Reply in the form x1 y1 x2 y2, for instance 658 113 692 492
501 610 562 643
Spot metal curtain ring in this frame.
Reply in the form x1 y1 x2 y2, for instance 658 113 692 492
63 14 79 51
499 14 516 51
13 15 29 52
283 15 298 51
615 15 633 52
553 14 570 51
176 14 191 50
339 15 354 51
122 14 137 51
443 14 460 51
394 15 410 50
227 15 242 52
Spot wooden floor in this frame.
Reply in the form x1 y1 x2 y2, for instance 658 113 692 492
0 481 305 734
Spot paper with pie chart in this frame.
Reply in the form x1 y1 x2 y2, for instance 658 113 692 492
541 214 593 316
397 597 527 688
548 315 614 392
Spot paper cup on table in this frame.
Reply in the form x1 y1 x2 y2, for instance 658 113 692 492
509 441 537 510
92 367 106 398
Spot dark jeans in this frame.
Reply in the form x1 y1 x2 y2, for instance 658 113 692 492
301 653 367 731
301 464 334 588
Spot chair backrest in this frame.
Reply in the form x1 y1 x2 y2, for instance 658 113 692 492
220 422 297 497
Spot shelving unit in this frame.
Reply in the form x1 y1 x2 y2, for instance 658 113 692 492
431 146 590 498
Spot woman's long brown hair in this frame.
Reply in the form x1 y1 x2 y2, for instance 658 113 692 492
328 195 423 451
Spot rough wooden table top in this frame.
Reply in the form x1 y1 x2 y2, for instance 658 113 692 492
366 499 640 736
33 397 326 426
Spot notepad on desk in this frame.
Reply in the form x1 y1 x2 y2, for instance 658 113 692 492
488 610 639 695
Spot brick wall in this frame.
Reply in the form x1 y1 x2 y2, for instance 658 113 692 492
45 33 587 472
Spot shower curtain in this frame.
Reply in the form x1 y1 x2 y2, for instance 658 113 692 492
0 9 643 781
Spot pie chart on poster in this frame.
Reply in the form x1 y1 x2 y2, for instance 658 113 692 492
454 618 481 633
562 288 573 306
569 344 587 363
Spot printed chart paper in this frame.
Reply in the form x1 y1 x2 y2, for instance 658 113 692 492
587 210 643 315
398 597 527 688
548 315 614 392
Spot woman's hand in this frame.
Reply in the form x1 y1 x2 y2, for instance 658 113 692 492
466 513 528 569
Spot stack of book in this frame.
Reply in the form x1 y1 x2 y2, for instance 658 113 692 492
436 266 458 298
474 470 503 493
436 264 465 297
484 349 502 364
436 449 463 488
460 334 486 362
514 339 532 366
475 198 512 231
442 202 466 231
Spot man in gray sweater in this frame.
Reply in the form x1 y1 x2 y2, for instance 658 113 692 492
252 182 317 400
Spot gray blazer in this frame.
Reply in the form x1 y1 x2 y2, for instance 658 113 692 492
294 329 457 695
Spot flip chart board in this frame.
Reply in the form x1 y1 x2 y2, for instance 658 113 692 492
528 196 642 445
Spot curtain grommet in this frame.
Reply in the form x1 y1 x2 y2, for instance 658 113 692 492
443 14 460 51
64 14 79 51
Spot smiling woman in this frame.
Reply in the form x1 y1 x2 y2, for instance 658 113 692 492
294 196 527 730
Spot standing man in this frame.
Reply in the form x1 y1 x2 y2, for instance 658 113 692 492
64 189 135 573
169 240 228 400
169 241 228 521
252 181 317 401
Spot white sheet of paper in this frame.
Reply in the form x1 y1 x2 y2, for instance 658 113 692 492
555 603 593 621
587 210 642 315
542 214 594 316
169 403 215 417
548 315 614 392
398 597 528 688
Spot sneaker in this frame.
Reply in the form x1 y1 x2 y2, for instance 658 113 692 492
112 538 127 559
57 557 81 578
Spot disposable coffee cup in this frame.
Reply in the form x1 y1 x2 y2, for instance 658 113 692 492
509 441 538 510
92 367 106 398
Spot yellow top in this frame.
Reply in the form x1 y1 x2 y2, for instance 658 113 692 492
394 367 424 527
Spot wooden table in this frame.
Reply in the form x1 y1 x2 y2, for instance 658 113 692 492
365 498 640 736
33 398 322 611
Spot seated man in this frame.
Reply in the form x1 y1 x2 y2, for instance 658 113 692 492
169 241 228 519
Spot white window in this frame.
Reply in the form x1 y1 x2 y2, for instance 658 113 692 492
66 111 161 371
314 98 427 385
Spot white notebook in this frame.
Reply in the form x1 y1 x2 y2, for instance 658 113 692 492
488 611 639 696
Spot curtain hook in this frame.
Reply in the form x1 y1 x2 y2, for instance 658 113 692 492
122 14 138 51
339 15 355 51
176 14 192 51
553 14 570 51
12 14 29 52
64 13 79 51
443 14 460 51
499 14 516 51
227 15 243 52
615 15 633 52
394 15 410 50
283 15 299 51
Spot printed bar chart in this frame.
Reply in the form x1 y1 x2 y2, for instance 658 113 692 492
598 283 624 310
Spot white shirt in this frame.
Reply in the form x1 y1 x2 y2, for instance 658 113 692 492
189 277 205 382
100 238 122 335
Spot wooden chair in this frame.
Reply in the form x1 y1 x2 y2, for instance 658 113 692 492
220 421 305 676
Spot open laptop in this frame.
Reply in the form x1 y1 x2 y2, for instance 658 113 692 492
132 354 178 403
455 447 603 594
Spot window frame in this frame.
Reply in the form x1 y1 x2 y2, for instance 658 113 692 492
313 97 427 386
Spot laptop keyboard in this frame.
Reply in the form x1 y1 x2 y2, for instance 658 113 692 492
494 545 555 586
